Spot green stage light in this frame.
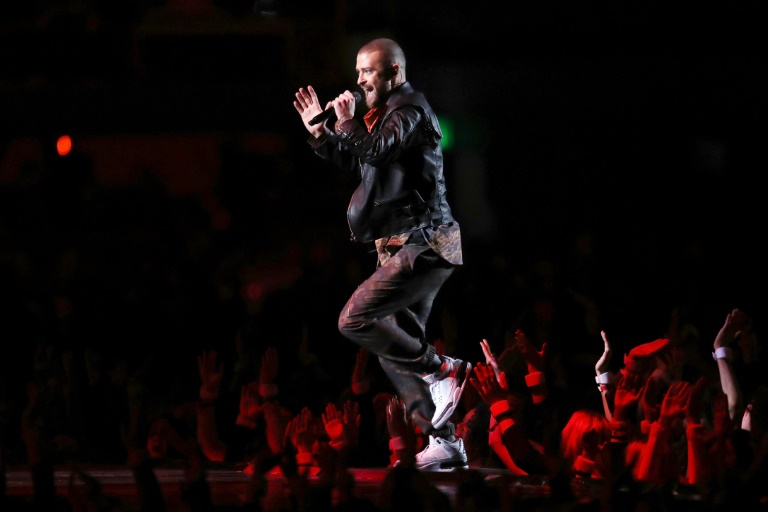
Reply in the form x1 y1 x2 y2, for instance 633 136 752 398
439 116 454 152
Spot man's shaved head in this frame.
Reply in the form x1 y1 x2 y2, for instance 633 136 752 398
358 38 406 76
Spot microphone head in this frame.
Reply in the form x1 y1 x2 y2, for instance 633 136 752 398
353 92 362 102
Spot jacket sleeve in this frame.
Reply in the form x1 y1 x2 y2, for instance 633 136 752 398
334 106 425 166
311 132 359 174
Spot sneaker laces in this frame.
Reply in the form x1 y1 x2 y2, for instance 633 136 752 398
419 436 444 454
429 381 446 406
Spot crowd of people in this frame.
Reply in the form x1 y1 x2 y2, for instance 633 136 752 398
1 286 766 511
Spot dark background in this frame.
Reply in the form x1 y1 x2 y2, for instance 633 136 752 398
1 0 766 444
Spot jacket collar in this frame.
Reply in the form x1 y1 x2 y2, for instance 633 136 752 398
385 81 413 110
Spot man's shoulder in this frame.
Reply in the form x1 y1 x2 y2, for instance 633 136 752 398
388 82 429 109
386 84 441 136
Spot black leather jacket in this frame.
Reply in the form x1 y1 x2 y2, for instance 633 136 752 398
312 82 455 243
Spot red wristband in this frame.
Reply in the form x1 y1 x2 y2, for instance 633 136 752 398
490 399 512 417
389 436 406 451
525 372 545 387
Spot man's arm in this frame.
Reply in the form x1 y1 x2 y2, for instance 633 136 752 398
335 107 423 164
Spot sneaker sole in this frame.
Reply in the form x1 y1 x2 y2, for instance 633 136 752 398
432 361 472 430
416 460 469 472
416 464 469 473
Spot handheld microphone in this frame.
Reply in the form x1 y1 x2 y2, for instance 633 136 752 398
308 92 362 126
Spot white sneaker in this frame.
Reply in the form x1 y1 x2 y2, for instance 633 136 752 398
414 435 468 471
426 356 471 430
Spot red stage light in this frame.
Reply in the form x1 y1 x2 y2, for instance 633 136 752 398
56 135 72 156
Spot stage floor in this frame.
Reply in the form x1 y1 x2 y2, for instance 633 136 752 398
3 464 561 510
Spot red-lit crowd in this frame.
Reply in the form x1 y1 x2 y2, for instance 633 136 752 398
1 303 765 511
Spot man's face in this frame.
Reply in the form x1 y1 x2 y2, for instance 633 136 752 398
356 50 394 110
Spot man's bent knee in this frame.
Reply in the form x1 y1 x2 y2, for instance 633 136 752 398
338 310 366 340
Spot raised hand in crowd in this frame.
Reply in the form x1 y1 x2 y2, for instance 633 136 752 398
342 400 361 448
640 371 665 427
470 360 548 475
277 406 330 512
235 381 262 431
378 408 451 512
339 347 394 468
316 399 369 510
595 330 613 378
195 350 227 462
607 369 645 481
480 338 504 384
513 329 548 404
197 350 224 406
611 369 645 430
470 362 508 408
284 407 320 476
322 401 356 453
385 395 417 468
713 308 747 419
255 347 293 458
633 379 692 484
595 330 616 420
